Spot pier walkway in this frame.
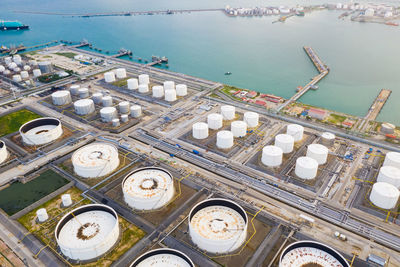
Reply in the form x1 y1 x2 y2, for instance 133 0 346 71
277 47 329 112
357 89 392 131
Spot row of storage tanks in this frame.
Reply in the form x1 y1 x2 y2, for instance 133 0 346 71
103 69 187 101
1 55 45 82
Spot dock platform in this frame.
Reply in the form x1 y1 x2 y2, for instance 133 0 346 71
357 89 392 131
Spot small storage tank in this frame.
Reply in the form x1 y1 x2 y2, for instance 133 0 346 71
102 96 113 107
121 114 129 123
221 105 235 120
383 152 400 169
74 99 95 115
295 157 318 180
19 118 63 145
52 90 72 106
4 57 12 65
231 121 247 137
29 60 38 66
104 71 116 83
381 123 395 135
0 65 5 73
130 248 194 267
38 61 53 73
127 78 139 90
13 55 22 64
275 134 294 154
217 130 234 149
261 145 283 167
36 208 48 222
370 182 399 210
287 124 304 142
115 68 126 79
138 84 149 93
0 141 8 164
118 101 130 114
244 112 259 128
69 85 80 95
33 69 42 77
377 166 400 189
192 122 209 139
306 144 328 165
207 113 223 130
12 75 22 82
23 65 31 71
188 198 248 254
8 62 17 69
164 81 175 91
20 71 29 79
92 92 103 104
130 105 142 118
13 67 21 73
176 84 188 96
138 74 149 85
321 132 335 146
152 85 164 98
78 88 89 99
165 89 177 102
100 107 117 122
112 118 120 127
61 194 72 207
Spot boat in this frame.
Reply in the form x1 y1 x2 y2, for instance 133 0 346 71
224 72 232 75
0 20 29 31
385 21 399 26
296 86 303 92
296 11 305 16
310 85 319 90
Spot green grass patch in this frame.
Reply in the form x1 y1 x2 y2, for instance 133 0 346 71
0 109 41 137
327 113 347 124
112 78 129 88
55 52 77 59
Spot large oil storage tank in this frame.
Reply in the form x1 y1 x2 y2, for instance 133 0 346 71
0 65 5 73
138 84 149 93
33 69 42 78
377 166 400 188
131 248 194 267
127 78 139 90
115 68 126 79
189 198 248 254
295 156 318 180
104 71 116 83
38 61 53 73
176 84 188 96
231 121 247 137
12 75 22 82
55 204 120 261
19 117 63 145
78 88 89 99
217 131 234 149
20 71 29 80
130 105 142 118
4 57 12 65
74 99 95 115
244 112 259 128
287 124 304 142
165 89 177 102
123 167 175 210
383 152 400 169
164 81 175 91
370 182 400 209
261 145 283 167
121 114 129 123
306 144 328 165
100 107 117 122
207 113 223 130
380 123 395 135
192 122 209 139
221 105 235 120
72 143 120 178
118 101 130 114
280 241 349 267
138 74 149 85
102 96 113 107
70 85 80 95
321 132 335 146
275 134 294 154
152 85 164 98
51 90 72 106
13 55 22 65
92 92 103 104
0 141 8 164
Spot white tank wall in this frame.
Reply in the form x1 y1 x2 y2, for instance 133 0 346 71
33 69 42 77
138 74 149 85
383 152 400 169
275 134 294 154
130 105 142 118
0 141 8 164
164 81 175 91
74 99 95 115
112 118 120 127
377 166 400 189
321 132 335 146
20 118 63 145
165 89 177 102
370 182 399 209
115 68 126 79
100 107 117 122
78 88 89 99
70 85 80 95
92 93 103 104
244 112 259 128
121 114 129 123
104 72 116 83
152 86 164 98
36 208 48 222
61 194 72 207
306 144 328 165
217 130 234 149
295 157 318 180
12 75 22 82
381 123 395 134
176 84 187 96
102 96 113 107
127 78 139 90
207 113 223 130
20 71 29 79
131 248 194 267
119 101 130 114
138 84 149 93
52 90 72 106
192 122 209 139
287 124 304 142
261 145 283 167
231 121 247 137
221 105 235 120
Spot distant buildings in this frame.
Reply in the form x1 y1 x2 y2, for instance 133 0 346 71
308 108 327 120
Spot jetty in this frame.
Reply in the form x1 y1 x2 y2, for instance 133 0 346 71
108 49 132 58
357 89 392 131
277 47 329 112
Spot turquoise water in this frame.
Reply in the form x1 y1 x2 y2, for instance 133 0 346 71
1 0 400 123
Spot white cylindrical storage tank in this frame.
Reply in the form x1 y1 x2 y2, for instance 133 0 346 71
370 182 399 210
287 124 304 142
295 157 318 180
112 118 120 127
20 71 29 79
231 121 247 137
123 167 175 210
72 143 120 178
377 166 400 189
36 208 48 222
244 112 259 128
100 107 117 122
115 68 126 79
12 75 22 82
19 118 63 145
92 92 103 104
152 85 164 98
138 74 149 85
3 70 10 76
176 84 187 96
55 204 120 261
29 60 37 66
207 113 223 130
52 90 72 106
217 130 234 149
102 96 113 107
0 141 8 164
38 61 53 73
78 88 89 99
130 105 142 118
164 89 177 102
138 84 149 93
381 123 395 135
104 71 116 83
321 132 335 146
33 69 42 77
274 134 294 154
121 114 129 123
118 101 130 114
189 198 248 254
130 248 194 267
8 62 17 70
306 144 328 165
4 57 12 65
13 55 22 64
61 194 72 207
23 65 31 71
221 105 235 120
163 81 175 91
192 122 209 139
261 145 283 167
74 99 95 115
127 78 139 90
0 65 5 73
14 67 21 73
69 85 80 95
383 152 400 169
